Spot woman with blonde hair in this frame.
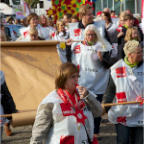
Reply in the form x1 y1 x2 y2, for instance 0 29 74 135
67 24 112 139
39 14 48 27
52 19 70 63
30 62 102 144
124 27 141 42
103 40 143 144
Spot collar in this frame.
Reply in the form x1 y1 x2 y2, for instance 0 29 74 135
78 20 94 29
124 24 129 29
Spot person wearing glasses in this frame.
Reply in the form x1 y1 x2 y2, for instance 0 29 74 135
30 62 102 144
102 40 143 144
17 13 54 41
66 24 112 140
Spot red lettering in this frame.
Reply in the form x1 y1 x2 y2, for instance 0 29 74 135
74 29 81 36
115 67 126 78
116 92 127 103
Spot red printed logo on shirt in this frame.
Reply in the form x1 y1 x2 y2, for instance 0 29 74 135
23 31 29 38
60 103 75 116
51 32 55 38
115 67 126 78
73 45 81 54
117 116 126 125
116 92 127 103
74 29 81 36
60 135 74 144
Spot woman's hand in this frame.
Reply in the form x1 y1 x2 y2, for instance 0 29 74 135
66 39 73 45
77 86 89 99
117 32 124 38
97 51 103 61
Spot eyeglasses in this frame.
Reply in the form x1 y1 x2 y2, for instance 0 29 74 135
31 18 38 21
86 34 96 37
69 74 80 79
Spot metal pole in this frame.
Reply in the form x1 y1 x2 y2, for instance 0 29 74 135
135 0 137 14
112 0 114 10
123 0 126 11
101 0 103 10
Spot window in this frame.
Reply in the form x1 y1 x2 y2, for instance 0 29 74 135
39 1 44 8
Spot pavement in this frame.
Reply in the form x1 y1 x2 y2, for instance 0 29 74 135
1 114 117 144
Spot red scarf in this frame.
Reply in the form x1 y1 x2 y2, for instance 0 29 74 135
57 88 85 110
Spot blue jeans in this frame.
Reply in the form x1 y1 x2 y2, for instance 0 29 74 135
115 124 143 144
94 94 103 134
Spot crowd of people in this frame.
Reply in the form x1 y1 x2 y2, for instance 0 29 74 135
0 4 144 144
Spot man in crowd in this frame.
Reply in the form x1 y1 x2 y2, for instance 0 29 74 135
68 5 111 43
126 9 139 26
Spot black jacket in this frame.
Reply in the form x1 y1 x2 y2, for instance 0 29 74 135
1 81 18 119
104 60 143 112
111 26 143 61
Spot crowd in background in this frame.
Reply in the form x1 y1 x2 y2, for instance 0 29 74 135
0 5 144 144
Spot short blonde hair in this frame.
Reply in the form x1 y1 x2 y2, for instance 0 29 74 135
0 31 7 41
123 40 140 57
55 63 79 89
119 11 126 19
84 24 110 48
79 5 92 17
28 27 38 35
124 27 140 42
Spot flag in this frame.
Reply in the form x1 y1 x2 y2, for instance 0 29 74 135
46 0 85 23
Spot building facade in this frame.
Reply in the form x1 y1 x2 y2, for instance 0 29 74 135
94 0 142 15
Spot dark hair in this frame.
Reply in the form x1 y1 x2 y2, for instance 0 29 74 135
64 13 72 19
124 14 133 21
102 12 112 23
71 15 79 22
111 10 115 14
1 24 4 28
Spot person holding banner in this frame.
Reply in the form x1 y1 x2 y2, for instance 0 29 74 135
67 24 112 139
103 40 143 144
0 71 18 137
52 20 70 63
30 62 102 144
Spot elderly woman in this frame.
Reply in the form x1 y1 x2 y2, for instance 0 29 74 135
103 40 143 144
67 24 112 139
30 62 102 144
52 20 70 63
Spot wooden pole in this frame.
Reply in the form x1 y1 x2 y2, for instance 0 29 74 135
104 101 142 107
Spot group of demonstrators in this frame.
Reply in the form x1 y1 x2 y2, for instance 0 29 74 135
0 4 144 144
